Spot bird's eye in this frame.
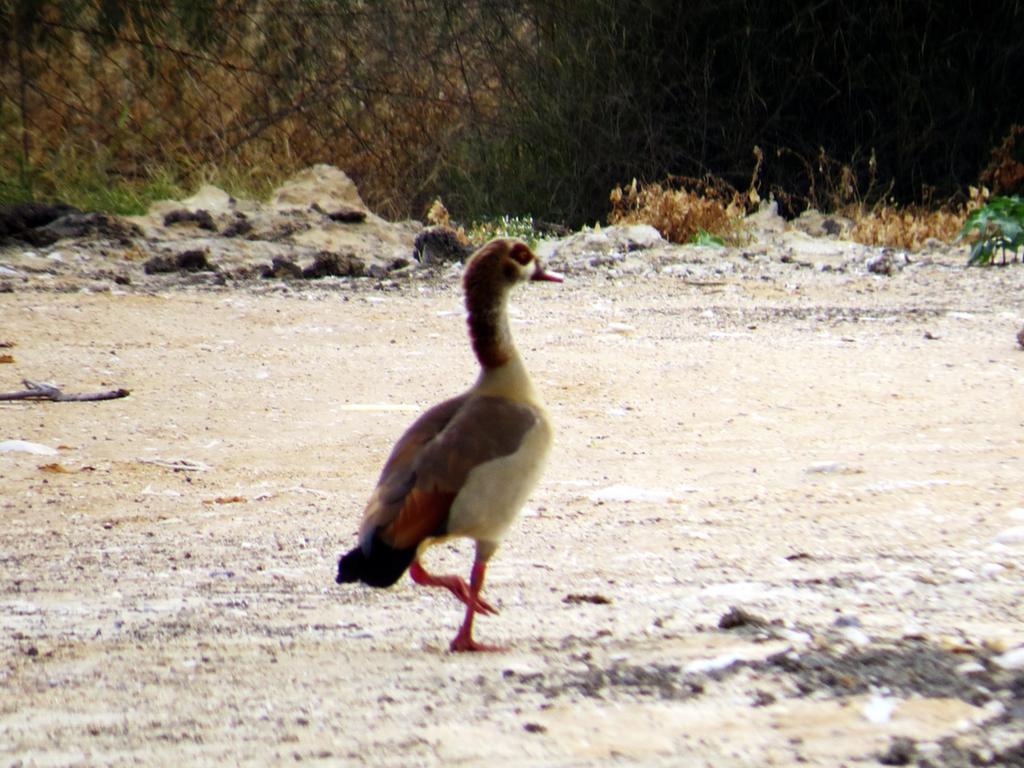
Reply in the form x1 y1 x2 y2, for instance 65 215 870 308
508 243 534 267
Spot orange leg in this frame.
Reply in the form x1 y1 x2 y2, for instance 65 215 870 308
409 560 497 616
448 560 503 653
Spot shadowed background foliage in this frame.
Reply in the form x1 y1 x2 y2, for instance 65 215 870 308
2 0 1022 225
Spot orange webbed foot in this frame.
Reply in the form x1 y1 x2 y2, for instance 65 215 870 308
449 631 505 653
409 561 498 615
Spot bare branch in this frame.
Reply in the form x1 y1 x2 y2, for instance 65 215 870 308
0 380 130 402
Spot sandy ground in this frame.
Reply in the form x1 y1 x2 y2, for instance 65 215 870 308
2 251 1024 766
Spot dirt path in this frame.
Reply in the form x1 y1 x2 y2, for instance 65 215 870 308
2 256 1023 766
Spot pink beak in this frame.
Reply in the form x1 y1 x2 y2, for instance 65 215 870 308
531 266 564 283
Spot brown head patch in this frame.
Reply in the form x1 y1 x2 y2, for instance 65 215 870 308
508 241 534 267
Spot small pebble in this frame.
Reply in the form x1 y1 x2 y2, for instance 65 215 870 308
981 700 1006 719
993 526 1024 545
862 695 897 724
685 653 741 674
840 627 872 647
979 563 1005 577
805 460 845 474
950 567 976 582
955 661 985 676
992 647 1024 671
779 629 813 647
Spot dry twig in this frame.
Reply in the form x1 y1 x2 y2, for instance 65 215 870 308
0 379 129 402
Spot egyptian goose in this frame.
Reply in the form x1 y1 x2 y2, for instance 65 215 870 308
336 238 561 651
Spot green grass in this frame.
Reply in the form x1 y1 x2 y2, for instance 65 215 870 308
0 155 185 215
0 143 291 215
60 171 184 215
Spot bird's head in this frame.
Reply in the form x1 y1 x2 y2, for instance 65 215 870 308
463 238 563 298
462 239 562 369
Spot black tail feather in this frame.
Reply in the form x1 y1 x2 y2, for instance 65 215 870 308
336 548 367 584
336 534 416 588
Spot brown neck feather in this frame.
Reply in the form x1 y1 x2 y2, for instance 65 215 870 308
466 283 511 369
464 252 515 370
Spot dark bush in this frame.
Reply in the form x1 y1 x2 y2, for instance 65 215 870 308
448 0 1024 224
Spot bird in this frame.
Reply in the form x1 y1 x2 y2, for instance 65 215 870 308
336 238 561 652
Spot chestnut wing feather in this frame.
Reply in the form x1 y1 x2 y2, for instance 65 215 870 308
362 394 539 550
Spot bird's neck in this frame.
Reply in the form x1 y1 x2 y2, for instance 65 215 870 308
467 283 515 368
467 292 540 402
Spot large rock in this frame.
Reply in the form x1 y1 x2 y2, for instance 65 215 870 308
125 165 418 276
271 164 368 213
538 224 666 274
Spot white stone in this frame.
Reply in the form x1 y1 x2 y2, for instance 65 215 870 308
993 526 1024 545
951 567 977 582
0 439 58 456
901 623 927 639
992 647 1024 671
981 700 1007 720
956 661 986 675
980 563 1005 577
841 627 872 647
862 695 898 723
684 653 741 674
779 629 813 647
614 224 664 249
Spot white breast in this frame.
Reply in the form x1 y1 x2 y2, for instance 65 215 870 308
447 414 553 547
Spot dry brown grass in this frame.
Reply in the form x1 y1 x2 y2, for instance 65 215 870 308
847 205 968 251
844 187 990 251
2 6 505 217
608 172 976 252
426 199 454 228
424 198 471 243
608 178 745 244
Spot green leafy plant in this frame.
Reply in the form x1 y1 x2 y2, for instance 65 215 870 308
690 228 725 247
467 215 544 247
960 195 1024 265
